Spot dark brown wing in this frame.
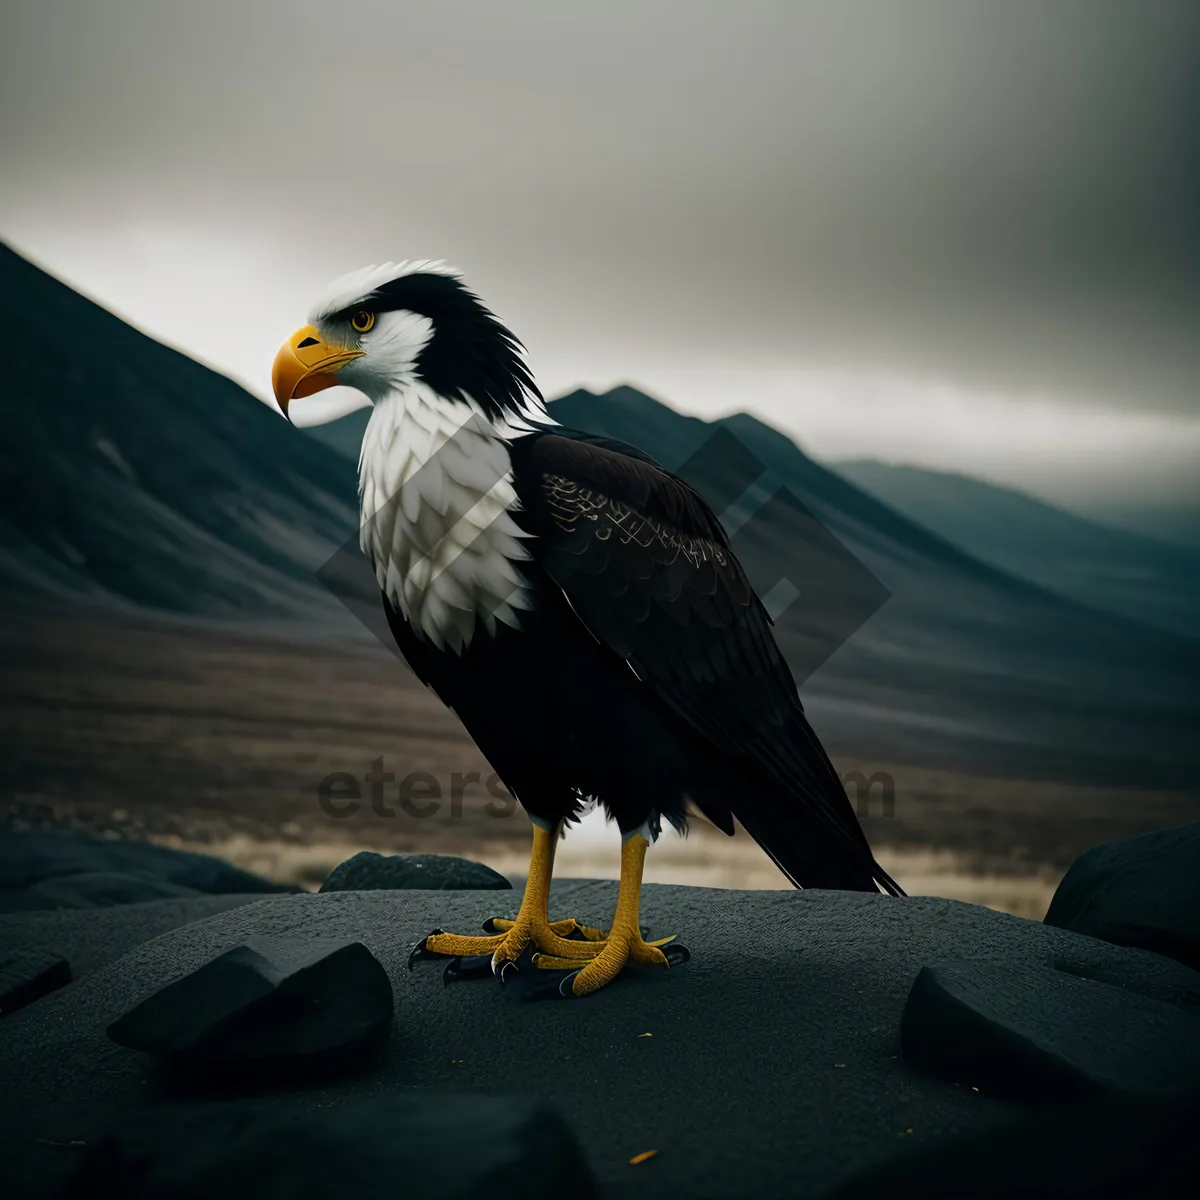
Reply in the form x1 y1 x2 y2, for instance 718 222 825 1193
509 429 886 873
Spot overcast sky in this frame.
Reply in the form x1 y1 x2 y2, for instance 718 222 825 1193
2 0 1197 511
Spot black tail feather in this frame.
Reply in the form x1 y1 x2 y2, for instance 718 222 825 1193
721 775 906 896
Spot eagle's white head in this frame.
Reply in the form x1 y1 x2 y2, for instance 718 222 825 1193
271 260 543 424
272 262 545 650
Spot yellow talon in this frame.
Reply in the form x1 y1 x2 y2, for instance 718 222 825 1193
487 916 581 938
534 933 677 972
532 952 594 971
567 835 683 997
408 822 689 998
423 931 506 958
570 922 610 942
411 824 615 970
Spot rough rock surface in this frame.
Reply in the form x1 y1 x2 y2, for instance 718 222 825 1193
901 962 1200 1100
59 1093 597 1200
319 850 511 892
108 937 394 1079
1044 822 1200 971
3 883 1199 1199
0 832 290 913
0 950 71 1017
833 1091 1200 1199
0 895 262 979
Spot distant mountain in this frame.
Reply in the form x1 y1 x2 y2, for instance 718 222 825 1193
0 243 362 617
833 460 1200 638
1072 498 1200 551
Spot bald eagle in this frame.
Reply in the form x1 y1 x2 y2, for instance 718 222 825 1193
272 261 902 1000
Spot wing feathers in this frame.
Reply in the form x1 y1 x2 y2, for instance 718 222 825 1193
509 429 893 888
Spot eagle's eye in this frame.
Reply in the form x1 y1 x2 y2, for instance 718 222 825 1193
350 309 375 333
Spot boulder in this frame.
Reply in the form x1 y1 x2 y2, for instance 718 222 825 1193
108 937 393 1079
1044 822 1200 971
0 949 71 1017
901 961 1200 1101
60 1093 597 1200
319 850 511 892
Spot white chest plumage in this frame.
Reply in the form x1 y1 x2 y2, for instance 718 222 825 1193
357 384 539 652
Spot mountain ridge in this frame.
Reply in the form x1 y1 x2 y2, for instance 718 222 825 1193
834 458 1200 637
0 241 361 617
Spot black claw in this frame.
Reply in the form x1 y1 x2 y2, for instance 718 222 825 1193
558 971 581 998
407 929 445 970
496 959 520 986
443 954 495 986
481 917 510 933
663 943 691 966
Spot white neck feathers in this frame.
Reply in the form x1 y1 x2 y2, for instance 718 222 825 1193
357 384 551 652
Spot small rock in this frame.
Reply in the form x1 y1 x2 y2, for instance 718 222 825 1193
0 950 71 1016
901 961 1200 1101
319 851 511 893
1044 822 1200 972
32 872 200 909
832 1091 1200 1199
61 1093 598 1199
107 937 393 1079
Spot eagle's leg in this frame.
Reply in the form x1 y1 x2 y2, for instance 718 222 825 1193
408 821 609 972
531 832 689 997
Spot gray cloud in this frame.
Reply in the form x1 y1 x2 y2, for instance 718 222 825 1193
2 1 1198 502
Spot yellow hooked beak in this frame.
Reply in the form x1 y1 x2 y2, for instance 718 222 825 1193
271 325 364 418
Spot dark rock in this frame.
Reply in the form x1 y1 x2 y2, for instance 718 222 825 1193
31 871 200 909
1044 822 1200 971
0 949 71 1016
61 1093 597 1200
832 1091 1200 1199
318 850 511 892
901 961 1200 1101
107 937 393 1079
5 885 1200 1200
0 832 291 901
